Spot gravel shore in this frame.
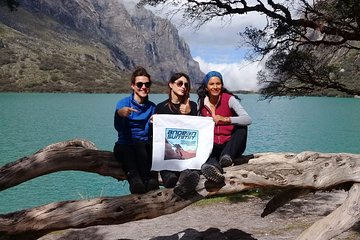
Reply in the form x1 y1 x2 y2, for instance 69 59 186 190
40 190 360 240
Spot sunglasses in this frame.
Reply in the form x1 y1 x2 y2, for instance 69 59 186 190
175 81 189 89
135 82 151 89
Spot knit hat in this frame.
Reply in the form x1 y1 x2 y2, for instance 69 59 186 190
202 71 223 85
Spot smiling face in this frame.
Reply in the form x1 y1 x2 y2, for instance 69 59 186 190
131 76 151 103
206 76 222 98
170 76 189 97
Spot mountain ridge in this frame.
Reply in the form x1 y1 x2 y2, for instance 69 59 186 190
0 0 204 93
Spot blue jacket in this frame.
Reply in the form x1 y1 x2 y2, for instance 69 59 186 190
114 93 155 144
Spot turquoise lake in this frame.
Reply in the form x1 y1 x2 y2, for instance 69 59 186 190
0 93 359 214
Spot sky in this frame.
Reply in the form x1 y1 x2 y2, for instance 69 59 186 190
177 14 266 91
124 0 267 92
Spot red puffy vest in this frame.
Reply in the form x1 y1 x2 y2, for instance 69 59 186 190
200 93 235 145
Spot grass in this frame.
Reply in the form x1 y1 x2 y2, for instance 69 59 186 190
0 9 187 94
0 13 134 93
77 188 105 200
195 188 281 206
0 8 194 94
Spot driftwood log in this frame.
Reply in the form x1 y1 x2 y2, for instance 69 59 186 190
0 139 359 240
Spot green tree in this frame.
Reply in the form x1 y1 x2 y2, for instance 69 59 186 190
139 0 360 98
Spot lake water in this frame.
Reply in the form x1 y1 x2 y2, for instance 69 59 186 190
0 93 359 214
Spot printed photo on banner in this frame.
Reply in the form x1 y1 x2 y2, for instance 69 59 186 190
164 128 198 160
152 114 214 171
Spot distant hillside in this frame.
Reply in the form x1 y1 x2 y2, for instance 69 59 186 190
315 43 360 97
299 35 360 97
0 0 204 93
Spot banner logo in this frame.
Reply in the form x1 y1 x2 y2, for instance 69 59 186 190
164 128 198 160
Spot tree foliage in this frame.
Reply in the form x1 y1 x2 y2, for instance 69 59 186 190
2 0 359 97
139 0 360 98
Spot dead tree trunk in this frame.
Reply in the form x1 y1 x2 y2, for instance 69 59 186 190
0 139 359 240
296 183 360 240
0 139 125 191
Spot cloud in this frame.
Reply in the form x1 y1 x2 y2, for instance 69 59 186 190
142 1 266 58
178 13 265 50
130 0 267 91
162 7 267 92
195 56 263 92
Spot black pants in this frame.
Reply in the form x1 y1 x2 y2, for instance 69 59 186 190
205 125 248 170
113 141 152 182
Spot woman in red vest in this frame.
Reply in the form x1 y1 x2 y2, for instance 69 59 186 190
197 71 252 183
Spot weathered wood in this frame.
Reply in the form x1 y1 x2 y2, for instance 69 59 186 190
0 189 204 240
1 140 359 240
0 139 125 191
296 183 360 240
205 151 360 197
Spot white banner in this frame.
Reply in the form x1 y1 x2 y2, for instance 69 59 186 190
152 114 214 171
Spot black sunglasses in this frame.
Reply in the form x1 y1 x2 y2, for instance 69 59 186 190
135 82 151 89
175 81 189 89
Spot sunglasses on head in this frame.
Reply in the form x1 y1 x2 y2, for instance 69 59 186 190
175 81 189 89
135 82 151 89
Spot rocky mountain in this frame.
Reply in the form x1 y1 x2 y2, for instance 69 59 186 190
297 31 360 97
0 0 204 93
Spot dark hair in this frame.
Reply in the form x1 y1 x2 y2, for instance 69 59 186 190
166 72 191 112
131 66 151 84
197 82 240 114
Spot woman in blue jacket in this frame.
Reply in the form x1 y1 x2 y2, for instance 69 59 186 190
113 66 158 194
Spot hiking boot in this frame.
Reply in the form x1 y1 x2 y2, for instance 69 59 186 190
201 163 225 183
219 154 233 168
146 178 159 191
174 170 200 197
177 169 191 183
161 171 178 188
128 176 146 194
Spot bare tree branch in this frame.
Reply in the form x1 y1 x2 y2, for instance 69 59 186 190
1 139 360 240
0 139 125 191
139 0 360 97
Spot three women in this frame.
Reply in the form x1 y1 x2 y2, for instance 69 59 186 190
113 67 252 195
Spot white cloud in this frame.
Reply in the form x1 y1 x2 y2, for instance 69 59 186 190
142 0 266 57
195 56 263 92
129 0 267 92
178 12 265 50
173 9 267 92
163 6 267 92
